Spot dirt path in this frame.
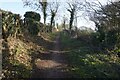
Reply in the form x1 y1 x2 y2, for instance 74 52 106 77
31 34 73 78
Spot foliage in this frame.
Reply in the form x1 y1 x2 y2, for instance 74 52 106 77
24 11 41 35
2 37 32 78
60 32 120 78
1 0 120 78
24 11 40 21
67 51 120 78
1 9 22 39
27 18 40 35
90 1 120 52
60 31 90 51
23 0 48 26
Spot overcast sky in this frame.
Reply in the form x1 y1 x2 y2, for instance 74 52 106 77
0 0 110 30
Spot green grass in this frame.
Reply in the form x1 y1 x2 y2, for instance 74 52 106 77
60 32 120 78
67 51 120 78
60 32 88 51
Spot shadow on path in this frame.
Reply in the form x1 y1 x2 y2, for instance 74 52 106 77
31 34 74 78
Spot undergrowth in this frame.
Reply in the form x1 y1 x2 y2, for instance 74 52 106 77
60 32 120 78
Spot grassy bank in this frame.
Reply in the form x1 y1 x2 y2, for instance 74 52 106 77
2 32 58 78
60 32 120 78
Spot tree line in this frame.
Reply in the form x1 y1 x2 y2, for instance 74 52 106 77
1 0 120 56
89 1 120 56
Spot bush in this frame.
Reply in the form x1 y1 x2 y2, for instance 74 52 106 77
2 10 22 39
28 21 40 35
24 11 40 21
24 11 41 35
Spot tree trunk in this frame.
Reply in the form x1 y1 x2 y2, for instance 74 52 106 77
69 12 74 35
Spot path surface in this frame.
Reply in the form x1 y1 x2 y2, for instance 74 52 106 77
31 34 73 78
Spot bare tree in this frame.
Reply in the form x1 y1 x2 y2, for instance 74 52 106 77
39 0 48 25
85 0 120 48
62 15 67 30
66 1 83 34
49 2 59 32
22 0 48 28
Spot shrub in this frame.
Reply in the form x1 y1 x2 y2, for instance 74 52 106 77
24 11 41 35
28 21 40 35
24 11 40 21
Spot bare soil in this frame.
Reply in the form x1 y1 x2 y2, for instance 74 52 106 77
31 34 74 78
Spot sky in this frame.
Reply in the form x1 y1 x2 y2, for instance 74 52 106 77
0 0 110 30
